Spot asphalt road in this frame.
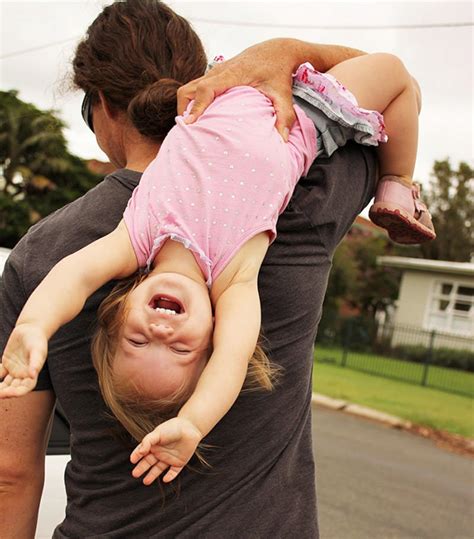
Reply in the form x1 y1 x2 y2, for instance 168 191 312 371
38 407 473 538
313 406 474 539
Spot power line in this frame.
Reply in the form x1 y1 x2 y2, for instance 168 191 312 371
0 36 80 60
190 18 474 30
1 19 472 61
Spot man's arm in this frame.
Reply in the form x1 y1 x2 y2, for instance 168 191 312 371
0 243 56 538
0 391 55 539
177 38 367 138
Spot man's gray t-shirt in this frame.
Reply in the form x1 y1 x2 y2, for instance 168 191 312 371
0 142 376 537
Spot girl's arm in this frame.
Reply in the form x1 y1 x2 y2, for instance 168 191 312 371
178 275 262 437
15 220 137 336
0 221 137 396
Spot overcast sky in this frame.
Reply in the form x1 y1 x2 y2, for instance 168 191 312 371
1 0 472 188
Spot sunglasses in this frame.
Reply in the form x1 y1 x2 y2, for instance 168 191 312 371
81 90 94 133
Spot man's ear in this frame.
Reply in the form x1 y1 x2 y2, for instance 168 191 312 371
98 91 117 121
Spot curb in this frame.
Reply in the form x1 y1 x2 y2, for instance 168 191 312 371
311 392 412 429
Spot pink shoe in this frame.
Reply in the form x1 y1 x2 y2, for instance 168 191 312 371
369 176 436 244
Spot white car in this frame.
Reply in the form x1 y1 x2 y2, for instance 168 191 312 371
0 246 68 537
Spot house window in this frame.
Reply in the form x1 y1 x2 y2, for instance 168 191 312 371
427 281 474 335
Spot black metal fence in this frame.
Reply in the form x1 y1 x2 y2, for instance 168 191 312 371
315 319 474 398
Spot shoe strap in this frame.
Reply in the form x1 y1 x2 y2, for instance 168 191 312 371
412 182 427 213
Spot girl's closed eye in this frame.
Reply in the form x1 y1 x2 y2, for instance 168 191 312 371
171 346 192 354
127 337 148 347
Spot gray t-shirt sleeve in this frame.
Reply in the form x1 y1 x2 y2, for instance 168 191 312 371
0 236 53 390
0 241 26 348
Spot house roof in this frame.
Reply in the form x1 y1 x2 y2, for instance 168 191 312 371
352 215 387 236
377 256 474 277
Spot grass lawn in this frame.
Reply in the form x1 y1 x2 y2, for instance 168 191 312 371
314 345 474 397
312 352 474 438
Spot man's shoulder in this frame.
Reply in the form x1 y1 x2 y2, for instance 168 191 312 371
12 169 141 290
30 169 139 235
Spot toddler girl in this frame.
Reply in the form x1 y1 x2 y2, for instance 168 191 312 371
0 52 434 485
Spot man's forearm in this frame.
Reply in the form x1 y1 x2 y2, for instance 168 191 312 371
0 476 44 538
0 391 54 538
279 38 367 72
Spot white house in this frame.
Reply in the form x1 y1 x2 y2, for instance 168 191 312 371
377 256 473 350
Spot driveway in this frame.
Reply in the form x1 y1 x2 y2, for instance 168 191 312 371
313 406 474 539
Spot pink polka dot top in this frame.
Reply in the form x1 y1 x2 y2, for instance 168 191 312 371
123 86 317 286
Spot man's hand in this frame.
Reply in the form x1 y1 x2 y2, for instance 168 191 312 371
130 417 203 485
0 324 47 398
177 38 366 141
177 38 301 141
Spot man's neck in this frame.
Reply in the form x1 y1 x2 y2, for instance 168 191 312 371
123 134 161 173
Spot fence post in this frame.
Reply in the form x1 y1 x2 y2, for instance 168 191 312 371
341 319 352 367
421 330 435 386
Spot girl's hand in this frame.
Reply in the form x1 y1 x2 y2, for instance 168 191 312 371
177 38 299 141
130 417 203 485
0 324 48 398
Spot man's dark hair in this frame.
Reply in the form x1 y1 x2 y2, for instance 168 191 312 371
72 0 207 142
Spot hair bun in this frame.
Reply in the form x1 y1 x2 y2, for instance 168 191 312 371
128 78 181 142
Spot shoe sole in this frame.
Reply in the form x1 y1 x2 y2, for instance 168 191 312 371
369 203 436 244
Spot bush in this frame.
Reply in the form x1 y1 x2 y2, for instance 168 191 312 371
384 344 474 372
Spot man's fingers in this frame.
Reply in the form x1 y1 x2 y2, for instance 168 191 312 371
184 75 238 124
270 92 297 142
184 82 216 124
162 465 183 483
176 75 206 115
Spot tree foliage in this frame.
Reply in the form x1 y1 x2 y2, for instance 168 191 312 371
328 234 402 316
420 159 473 262
0 90 101 247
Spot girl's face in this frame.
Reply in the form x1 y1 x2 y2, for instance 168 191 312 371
113 272 214 398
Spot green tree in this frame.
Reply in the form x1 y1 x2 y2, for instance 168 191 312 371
348 235 401 317
318 231 403 343
420 159 473 262
0 90 100 247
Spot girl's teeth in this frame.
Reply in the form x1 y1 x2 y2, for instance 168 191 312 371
155 307 177 315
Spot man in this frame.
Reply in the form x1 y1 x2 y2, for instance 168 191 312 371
0 2 376 536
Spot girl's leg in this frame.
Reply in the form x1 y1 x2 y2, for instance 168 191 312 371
326 53 434 244
327 53 420 179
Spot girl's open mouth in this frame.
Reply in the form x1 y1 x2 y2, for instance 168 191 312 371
148 295 184 316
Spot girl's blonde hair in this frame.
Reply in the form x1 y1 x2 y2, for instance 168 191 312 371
92 273 277 443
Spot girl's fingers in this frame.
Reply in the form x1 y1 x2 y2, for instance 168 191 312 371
142 461 169 486
0 383 31 398
162 466 183 483
28 350 44 378
130 440 149 463
141 433 158 452
131 454 158 478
